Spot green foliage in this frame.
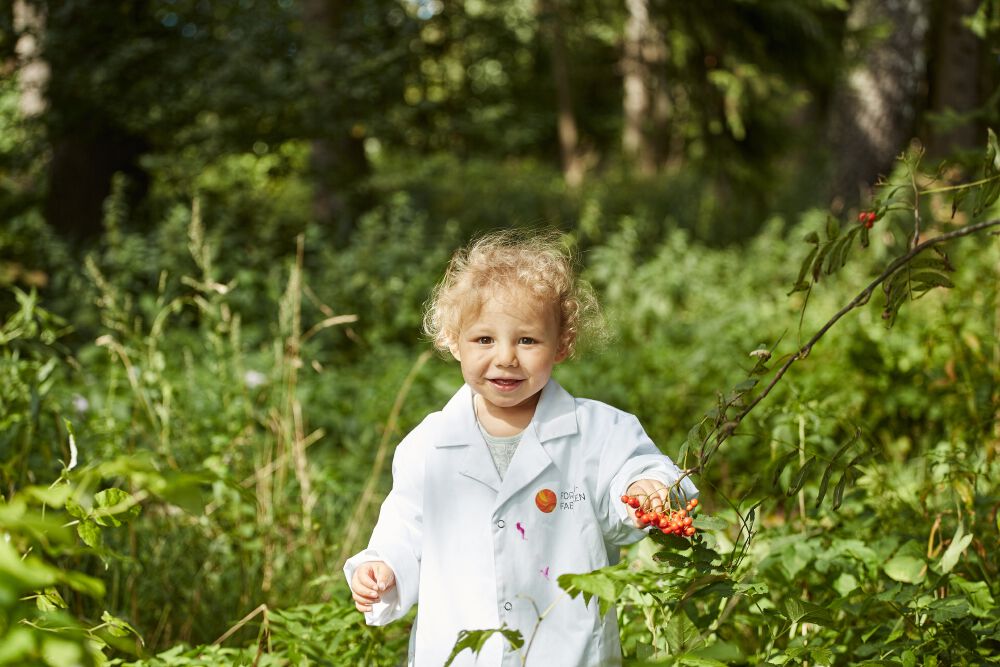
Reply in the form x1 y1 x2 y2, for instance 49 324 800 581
443 626 524 667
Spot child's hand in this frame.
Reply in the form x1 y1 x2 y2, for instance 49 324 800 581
625 479 672 528
350 560 397 613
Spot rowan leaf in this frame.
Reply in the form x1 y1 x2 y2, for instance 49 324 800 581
787 455 816 496
444 626 524 667
771 449 801 488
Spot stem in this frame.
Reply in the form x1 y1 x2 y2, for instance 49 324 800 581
682 218 1000 479
919 173 1000 195
909 162 922 250
733 219 1000 430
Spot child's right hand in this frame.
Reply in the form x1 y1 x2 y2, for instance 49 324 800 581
350 560 397 613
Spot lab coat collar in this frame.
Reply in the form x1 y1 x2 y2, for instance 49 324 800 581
435 379 579 499
434 379 578 447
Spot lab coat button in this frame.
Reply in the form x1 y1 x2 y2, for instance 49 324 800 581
496 519 505 529
504 601 512 611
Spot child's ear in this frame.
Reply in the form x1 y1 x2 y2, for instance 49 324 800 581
554 342 570 363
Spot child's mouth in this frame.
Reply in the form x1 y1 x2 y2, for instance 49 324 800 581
488 378 523 391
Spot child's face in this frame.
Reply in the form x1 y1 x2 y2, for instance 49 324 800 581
450 291 567 417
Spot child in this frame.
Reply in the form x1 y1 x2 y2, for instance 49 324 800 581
344 231 697 666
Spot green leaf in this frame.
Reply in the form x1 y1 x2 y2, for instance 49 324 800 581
789 244 819 294
664 611 701 652
558 563 624 616
825 215 840 240
93 488 141 526
444 626 523 667
771 449 800 488
692 515 728 531
939 523 973 574
786 455 816 496
0 541 57 592
811 242 833 283
884 555 926 583
909 271 955 292
974 128 1000 213
816 430 860 509
678 657 727 667
23 484 74 508
62 570 106 598
77 520 102 550
100 610 142 639
783 598 833 626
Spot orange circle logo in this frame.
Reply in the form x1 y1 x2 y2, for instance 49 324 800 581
535 488 557 513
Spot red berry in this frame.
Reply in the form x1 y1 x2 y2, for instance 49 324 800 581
689 499 698 509
684 526 696 537
867 211 877 223
858 212 866 222
628 497 641 509
620 495 630 504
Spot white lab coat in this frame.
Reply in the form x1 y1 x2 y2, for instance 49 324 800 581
344 379 697 667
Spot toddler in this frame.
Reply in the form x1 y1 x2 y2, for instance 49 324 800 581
345 231 697 666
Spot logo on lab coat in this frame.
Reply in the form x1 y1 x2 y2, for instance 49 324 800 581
535 488 557 513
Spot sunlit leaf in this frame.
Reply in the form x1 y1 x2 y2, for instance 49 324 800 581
940 524 973 574
884 555 925 583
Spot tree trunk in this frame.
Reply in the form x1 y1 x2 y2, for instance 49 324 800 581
41 1 148 239
621 0 674 175
538 0 585 187
622 0 651 174
13 0 48 117
301 0 370 244
926 0 982 155
827 0 931 204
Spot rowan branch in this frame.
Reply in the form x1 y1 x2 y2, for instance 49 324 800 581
686 217 1000 476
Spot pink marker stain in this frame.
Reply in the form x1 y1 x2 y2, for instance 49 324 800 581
516 522 526 540
540 566 550 580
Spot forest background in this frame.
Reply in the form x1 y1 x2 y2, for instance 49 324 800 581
1 0 1000 665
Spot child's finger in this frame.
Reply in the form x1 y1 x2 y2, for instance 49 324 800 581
353 587 379 602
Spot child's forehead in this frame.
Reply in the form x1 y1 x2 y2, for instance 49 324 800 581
459 287 558 325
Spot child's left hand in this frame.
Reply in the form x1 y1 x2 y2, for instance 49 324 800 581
625 479 671 528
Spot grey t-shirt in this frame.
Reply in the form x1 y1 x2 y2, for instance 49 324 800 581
478 426 523 480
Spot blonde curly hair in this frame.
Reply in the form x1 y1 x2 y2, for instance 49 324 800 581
423 230 601 358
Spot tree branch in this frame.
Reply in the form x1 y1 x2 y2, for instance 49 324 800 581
688 218 1000 475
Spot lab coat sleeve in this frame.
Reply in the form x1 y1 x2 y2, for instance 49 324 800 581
343 429 425 625
598 412 698 546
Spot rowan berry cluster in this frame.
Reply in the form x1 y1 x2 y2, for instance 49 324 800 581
620 494 699 538
857 211 878 229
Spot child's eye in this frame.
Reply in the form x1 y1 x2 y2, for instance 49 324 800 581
477 336 493 345
518 337 536 345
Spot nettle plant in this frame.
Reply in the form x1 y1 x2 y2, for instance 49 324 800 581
444 133 1000 665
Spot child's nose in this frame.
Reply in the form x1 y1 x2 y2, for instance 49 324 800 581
495 343 518 367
